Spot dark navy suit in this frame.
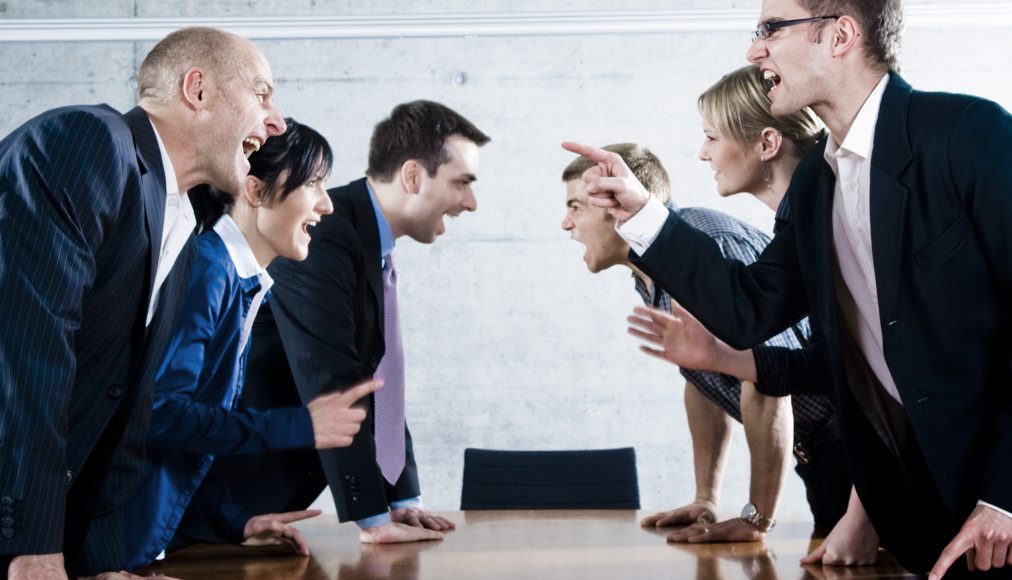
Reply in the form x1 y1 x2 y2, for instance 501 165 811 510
0 105 188 575
631 74 1012 574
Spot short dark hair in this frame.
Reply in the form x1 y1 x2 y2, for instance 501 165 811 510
191 117 333 230
365 100 490 182
800 0 903 72
561 143 671 205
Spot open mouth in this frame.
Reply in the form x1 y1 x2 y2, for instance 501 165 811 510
301 220 318 238
242 137 261 157
763 69 782 93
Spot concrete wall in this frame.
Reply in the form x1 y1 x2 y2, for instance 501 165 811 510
2 1 1010 524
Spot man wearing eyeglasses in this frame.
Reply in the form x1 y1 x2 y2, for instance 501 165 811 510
563 0 1012 577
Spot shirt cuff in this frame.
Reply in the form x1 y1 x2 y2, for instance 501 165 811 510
616 196 668 256
355 496 423 529
390 496 423 510
979 500 1012 520
356 512 392 529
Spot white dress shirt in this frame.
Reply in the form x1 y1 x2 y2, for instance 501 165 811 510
212 214 273 353
823 74 901 403
146 121 196 326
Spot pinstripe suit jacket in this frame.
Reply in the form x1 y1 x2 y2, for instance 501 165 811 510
0 104 183 573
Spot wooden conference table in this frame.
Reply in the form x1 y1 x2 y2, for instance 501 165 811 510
140 510 918 579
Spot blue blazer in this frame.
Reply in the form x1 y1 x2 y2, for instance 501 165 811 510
0 105 175 573
631 74 1012 569
122 226 314 569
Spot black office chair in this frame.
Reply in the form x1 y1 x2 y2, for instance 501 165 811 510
460 447 640 510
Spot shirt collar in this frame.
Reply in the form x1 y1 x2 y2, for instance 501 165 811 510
365 180 395 258
148 119 179 199
213 214 273 291
824 73 890 163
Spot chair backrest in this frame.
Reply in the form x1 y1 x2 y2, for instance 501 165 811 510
460 447 639 510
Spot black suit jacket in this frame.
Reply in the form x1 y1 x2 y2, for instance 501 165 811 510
631 74 1012 552
195 177 420 528
0 105 183 572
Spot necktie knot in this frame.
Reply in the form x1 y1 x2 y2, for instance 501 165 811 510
383 253 397 286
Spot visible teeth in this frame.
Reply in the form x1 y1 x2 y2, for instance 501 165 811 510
242 137 260 156
763 70 776 80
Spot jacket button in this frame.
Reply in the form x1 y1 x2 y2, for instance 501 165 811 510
1 516 13 528
66 470 73 487
107 386 123 399
1 528 13 539
1 496 12 508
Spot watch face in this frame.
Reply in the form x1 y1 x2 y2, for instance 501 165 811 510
741 502 757 519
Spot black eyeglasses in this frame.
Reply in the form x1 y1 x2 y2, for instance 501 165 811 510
752 16 839 42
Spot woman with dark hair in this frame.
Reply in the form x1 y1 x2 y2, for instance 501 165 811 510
122 118 380 569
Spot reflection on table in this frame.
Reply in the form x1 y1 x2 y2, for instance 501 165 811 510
140 510 918 579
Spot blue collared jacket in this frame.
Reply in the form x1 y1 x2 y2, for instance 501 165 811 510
123 216 315 569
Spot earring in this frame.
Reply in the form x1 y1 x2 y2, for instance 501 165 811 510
762 158 775 198
256 198 262 207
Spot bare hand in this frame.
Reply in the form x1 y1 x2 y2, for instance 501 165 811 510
242 509 321 555
640 501 716 528
359 521 444 544
560 142 652 222
8 553 67 580
667 517 765 543
390 507 455 531
308 379 382 449
801 505 880 566
930 504 1012 579
628 304 726 371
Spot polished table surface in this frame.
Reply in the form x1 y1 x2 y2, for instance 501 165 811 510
141 510 918 579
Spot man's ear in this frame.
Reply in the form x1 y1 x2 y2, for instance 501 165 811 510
400 160 421 194
181 67 208 110
830 15 862 58
757 127 783 161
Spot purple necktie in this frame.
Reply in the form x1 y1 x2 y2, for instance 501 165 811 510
374 253 406 484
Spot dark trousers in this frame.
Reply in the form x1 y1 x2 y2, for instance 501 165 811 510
793 434 851 536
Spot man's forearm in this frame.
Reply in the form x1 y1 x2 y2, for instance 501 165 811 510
710 346 759 383
684 384 732 506
741 381 792 517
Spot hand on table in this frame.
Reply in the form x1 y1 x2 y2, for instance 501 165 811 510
390 507 455 531
560 142 652 222
8 554 66 580
242 509 321 555
930 503 1012 579
801 505 879 566
640 501 716 528
308 379 382 449
359 521 444 544
666 517 765 544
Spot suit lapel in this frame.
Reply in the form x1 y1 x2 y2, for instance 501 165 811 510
123 106 166 308
869 75 914 328
349 178 385 331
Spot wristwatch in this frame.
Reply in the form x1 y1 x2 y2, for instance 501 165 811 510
740 501 776 532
